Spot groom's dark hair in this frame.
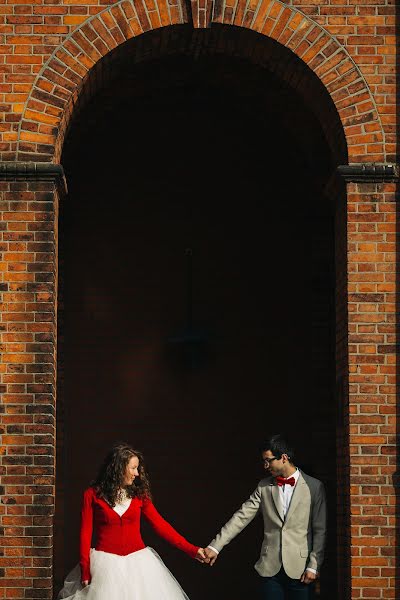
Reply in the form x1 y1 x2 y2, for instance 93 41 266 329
262 435 295 463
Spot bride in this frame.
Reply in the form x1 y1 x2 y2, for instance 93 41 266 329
58 442 205 599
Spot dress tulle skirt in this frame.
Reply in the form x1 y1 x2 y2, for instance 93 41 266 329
57 547 190 600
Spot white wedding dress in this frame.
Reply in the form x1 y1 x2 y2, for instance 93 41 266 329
57 498 190 600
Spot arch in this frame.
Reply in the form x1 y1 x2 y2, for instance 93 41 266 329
17 0 384 164
56 53 341 595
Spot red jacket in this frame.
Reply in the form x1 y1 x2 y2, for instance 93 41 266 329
80 487 200 582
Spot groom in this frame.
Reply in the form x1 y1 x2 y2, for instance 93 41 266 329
203 435 327 599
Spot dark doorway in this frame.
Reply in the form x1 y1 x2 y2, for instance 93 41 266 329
56 28 338 600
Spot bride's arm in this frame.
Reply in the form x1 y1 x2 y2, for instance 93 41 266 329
141 498 202 559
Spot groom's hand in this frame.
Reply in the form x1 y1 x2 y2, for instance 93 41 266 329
203 547 218 566
300 570 317 584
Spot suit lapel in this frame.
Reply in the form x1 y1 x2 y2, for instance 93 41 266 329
284 471 306 524
271 483 284 522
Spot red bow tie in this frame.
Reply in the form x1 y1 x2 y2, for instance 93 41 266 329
276 476 295 487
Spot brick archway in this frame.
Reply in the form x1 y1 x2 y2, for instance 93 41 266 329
0 0 398 596
17 0 385 164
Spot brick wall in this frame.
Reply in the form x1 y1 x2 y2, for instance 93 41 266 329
0 0 398 597
346 181 397 599
0 0 392 162
0 174 62 599
327 171 351 599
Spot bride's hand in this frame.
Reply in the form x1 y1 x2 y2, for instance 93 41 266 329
82 581 89 587
195 548 206 563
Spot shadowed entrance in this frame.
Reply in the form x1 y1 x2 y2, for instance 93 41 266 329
55 29 340 600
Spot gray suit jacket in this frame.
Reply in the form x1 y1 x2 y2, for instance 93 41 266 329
209 471 326 579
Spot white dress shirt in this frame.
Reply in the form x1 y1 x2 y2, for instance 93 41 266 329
279 468 300 517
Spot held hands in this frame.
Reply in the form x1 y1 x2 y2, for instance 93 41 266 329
203 547 218 566
195 548 207 563
81 581 89 587
194 546 218 566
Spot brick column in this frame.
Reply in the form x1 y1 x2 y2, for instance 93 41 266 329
326 171 350 599
339 164 398 599
0 163 65 600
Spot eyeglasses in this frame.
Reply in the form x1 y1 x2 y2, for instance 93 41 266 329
262 456 279 465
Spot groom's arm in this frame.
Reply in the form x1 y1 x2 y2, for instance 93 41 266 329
307 480 327 573
205 483 262 562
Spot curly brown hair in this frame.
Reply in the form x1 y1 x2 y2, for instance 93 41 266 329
92 442 152 506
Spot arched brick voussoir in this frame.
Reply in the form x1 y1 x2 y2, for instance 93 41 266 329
210 0 386 163
18 0 385 164
17 0 189 162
